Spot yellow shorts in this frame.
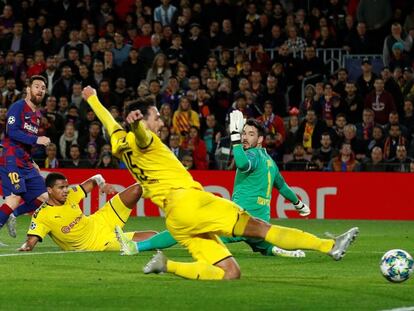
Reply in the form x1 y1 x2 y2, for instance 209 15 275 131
165 188 248 264
89 194 133 251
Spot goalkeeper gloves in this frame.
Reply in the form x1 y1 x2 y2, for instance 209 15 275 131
229 110 245 144
293 200 311 217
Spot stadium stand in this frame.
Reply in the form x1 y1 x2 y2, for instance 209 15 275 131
0 0 413 172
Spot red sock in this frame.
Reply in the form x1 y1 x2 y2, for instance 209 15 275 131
0 203 13 216
0 203 14 226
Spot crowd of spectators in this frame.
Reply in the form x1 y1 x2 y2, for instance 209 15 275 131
0 0 413 172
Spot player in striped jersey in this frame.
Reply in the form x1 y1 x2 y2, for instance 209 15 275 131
0 76 50 239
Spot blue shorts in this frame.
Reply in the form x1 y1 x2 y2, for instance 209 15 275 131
0 166 46 203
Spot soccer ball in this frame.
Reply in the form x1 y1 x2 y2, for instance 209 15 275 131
380 249 414 283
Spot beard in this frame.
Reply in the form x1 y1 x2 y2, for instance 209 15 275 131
29 91 45 106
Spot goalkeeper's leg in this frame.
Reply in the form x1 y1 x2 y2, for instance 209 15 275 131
137 230 178 252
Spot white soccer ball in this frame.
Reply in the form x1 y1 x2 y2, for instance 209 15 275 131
380 249 414 283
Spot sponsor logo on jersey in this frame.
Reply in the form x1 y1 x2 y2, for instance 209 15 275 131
7 116 15 124
23 122 39 134
61 215 83 234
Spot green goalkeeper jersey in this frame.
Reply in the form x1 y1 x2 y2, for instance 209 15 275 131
232 144 299 217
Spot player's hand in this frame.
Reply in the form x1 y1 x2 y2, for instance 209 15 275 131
229 110 244 143
293 200 311 217
17 242 31 252
126 110 143 124
32 161 41 173
229 110 244 133
36 136 50 146
82 86 97 100
100 183 117 195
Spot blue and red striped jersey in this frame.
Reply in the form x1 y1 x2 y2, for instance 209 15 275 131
0 99 42 169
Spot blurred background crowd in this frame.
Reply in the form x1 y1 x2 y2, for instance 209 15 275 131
0 0 413 172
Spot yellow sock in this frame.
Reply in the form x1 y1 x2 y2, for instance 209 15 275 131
87 95 123 136
265 225 334 253
167 260 225 280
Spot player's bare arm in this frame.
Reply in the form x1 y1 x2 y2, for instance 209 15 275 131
18 235 40 252
80 174 116 195
31 161 41 173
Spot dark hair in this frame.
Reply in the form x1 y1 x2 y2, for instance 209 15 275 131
29 75 47 86
89 121 101 128
70 144 81 151
336 113 347 120
126 97 156 117
321 131 331 138
245 118 265 137
45 172 67 188
263 100 273 107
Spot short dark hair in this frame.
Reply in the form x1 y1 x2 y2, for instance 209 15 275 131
89 121 101 128
244 118 265 137
126 97 156 117
70 144 81 151
45 172 67 188
29 75 47 86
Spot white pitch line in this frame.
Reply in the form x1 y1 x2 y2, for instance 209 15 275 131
0 249 405 258
0 250 94 257
380 307 414 311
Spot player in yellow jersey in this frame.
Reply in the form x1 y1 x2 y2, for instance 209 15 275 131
82 86 359 280
18 172 156 252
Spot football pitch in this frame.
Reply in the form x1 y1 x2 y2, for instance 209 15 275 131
1 217 413 311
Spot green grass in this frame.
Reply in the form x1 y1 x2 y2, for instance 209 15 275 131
1 217 413 311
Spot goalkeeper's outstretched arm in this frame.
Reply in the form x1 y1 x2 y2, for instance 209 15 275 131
273 173 311 216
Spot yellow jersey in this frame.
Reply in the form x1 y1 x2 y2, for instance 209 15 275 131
118 130 202 209
27 185 113 251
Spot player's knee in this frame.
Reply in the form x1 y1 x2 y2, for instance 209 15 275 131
5 194 21 209
243 217 271 239
216 257 241 280
120 183 143 208
129 184 143 202
223 264 241 280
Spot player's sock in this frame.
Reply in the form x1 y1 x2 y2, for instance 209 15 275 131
87 95 123 136
137 230 178 252
167 260 225 280
264 225 334 253
0 203 14 228
13 199 43 216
